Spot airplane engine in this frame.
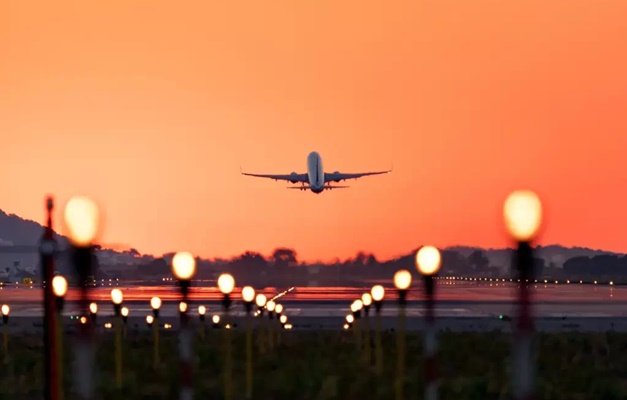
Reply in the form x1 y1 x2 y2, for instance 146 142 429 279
332 171 341 182
289 172 299 184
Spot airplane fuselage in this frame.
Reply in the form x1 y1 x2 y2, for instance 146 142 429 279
306 151 325 193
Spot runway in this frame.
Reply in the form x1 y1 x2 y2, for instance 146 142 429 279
1 280 624 318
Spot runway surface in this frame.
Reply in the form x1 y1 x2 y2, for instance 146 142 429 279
1 280 624 318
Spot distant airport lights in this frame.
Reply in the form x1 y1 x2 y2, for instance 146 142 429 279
416 246 443 400
171 252 197 400
371 284 385 376
218 273 235 400
393 269 412 400
503 190 543 400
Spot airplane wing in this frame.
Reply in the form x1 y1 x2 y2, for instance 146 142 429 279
324 168 392 183
241 167 309 183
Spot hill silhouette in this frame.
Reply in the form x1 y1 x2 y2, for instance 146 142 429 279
1 208 626 285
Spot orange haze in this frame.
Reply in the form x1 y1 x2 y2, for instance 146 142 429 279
2 0 627 262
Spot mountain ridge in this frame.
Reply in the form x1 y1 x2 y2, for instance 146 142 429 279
0 208 622 268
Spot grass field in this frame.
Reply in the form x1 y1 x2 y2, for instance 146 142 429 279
1 328 626 399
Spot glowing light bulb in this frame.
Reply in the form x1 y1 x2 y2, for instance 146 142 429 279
1 304 9 316
255 294 267 307
242 286 255 302
212 315 220 324
416 246 442 275
171 252 197 280
179 301 188 313
89 302 98 314
346 314 354 323
266 300 276 312
275 304 284 314
121 307 129 317
393 269 412 290
361 293 372 306
279 315 287 324
198 305 206 316
150 296 162 310
64 196 101 246
503 190 543 242
110 288 123 305
146 315 154 324
371 285 385 301
52 275 68 297
217 273 235 295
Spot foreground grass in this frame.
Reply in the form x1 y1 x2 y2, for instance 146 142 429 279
1 329 627 399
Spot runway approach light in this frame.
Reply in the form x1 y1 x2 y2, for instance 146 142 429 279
503 190 543 242
393 270 412 290
171 252 196 281
64 196 101 247
416 246 442 276
371 285 385 302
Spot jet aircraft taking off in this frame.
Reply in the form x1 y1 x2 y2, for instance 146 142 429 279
241 151 392 194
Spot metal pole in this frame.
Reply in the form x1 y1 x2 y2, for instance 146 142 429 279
363 305 371 365
179 283 193 400
244 301 253 400
513 242 535 400
395 290 407 400
72 246 95 400
374 301 383 376
223 294 233 400
424 276 438 400
40 197 59 400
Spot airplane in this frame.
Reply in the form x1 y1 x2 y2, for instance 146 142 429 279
241 151 391 194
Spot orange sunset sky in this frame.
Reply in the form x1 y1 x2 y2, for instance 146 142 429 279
2 1 627 262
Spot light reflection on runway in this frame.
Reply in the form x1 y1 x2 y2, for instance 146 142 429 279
0 281 625 317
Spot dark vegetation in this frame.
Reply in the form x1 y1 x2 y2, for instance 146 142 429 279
1 330 627 399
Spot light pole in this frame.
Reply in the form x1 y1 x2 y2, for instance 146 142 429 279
371 285 385 376
52 276 68 400
212 315 221 328
274 303 284 346
350 299 363 354
40 196 59 400
150 296 162 368
217 273 235 400
198 306 206 341
64 196 100 400
241 286 256 400
1 304 9 354
345 314 354 328
110 288 124 388
121 307 129 338
171 251 197 400
393 269 412 400
89 303 98 325
504 190 543 400
416 246 443 400
266 300 276 350
361 293 373 365
255 294 267 354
